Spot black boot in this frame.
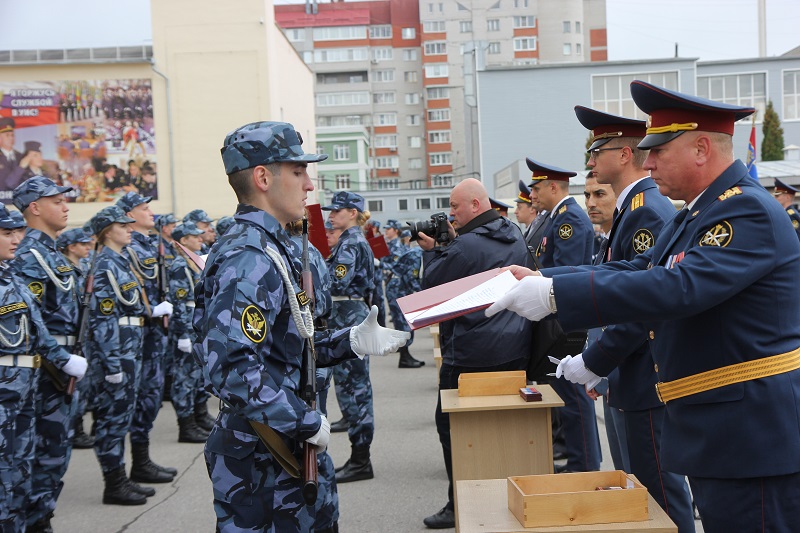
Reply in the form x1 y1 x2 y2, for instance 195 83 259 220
102 467 147 505
130 441 175 483
178 415 209 443
162 372 173 403
27 512 54 533
335 445 374 483
72 415 95 449
194 402 216 432
125 476 156 497
398 347 424 368
329 417 348 433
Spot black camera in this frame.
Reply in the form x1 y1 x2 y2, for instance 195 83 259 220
408 211 451 244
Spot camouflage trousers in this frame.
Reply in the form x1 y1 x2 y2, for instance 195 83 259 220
130 323 165 444
205 411 314 532
0 367 36 533
170 344 204 419
93 357 140 473
387 297 414 348
27 369 78 526
314 368 338 531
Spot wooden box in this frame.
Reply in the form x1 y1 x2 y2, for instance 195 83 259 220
507 471 648 528
433 347 442 372
458 370 527 397
429 324 440 348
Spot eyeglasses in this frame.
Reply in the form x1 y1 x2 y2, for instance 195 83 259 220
588 147 623 161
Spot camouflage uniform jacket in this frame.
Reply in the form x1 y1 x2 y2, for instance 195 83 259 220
193 205 355 441
168 254 199 340
326 225 374 298
388 246 423 297
150 235 176 268
125 231 160 306
381 237 407 276
290 237 332 320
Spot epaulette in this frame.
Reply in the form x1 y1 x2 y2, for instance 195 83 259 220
630 192 645 211
717 186 742 202
788 209 796 216
558 205 568 215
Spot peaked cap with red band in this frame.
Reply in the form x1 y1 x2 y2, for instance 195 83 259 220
574 105 646 151
526 157 576 183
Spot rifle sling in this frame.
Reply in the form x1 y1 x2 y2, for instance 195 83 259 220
248 420 301 479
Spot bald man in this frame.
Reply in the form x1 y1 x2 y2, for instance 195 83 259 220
416 178 534 529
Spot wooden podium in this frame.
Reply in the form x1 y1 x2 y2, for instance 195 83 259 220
441 384 563 485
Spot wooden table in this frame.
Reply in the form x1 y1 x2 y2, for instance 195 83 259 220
456 478 677 533
441 385 564 485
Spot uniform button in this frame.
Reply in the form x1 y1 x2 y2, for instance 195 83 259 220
649 330 655 340
654 364 659 372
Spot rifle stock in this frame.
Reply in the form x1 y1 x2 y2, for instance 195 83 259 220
300 217 318 507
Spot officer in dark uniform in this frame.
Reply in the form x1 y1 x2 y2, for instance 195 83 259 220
489 81 800 533
0 118 29 195
489 197 512 217
772 178 800 240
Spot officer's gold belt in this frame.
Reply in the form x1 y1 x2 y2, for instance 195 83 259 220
656 347 800 403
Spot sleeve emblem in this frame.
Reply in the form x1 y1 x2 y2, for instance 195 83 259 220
334 264 348 279
698 221 733 247
176 288 188 299
241 304 267 343
632 229 655 254
558 224 573 240
100 298 115 315
27 281 44 301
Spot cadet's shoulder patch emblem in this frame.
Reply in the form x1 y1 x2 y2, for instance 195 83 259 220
242 304 267 343
412 269 419 277
0 302 27 315
632 228 654 254
699 220 733 247
120 281 138 292
558 205 568 215
100 298 115 315
558 224 573 240
718 187 742 202
630 192 645 211
176 288 188 299
27 281 44 301
334 264 347 280
56 265 73 273
143 257 158 266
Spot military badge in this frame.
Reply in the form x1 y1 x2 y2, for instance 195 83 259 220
630 192 645 211
558 224 573 240
718 187 742 202
100 298 115 315
27 281 44 301
412 269 419 277
334 264 347 280
176 288 188 299
632 229 654 254
699 221 733 247
120 281 138 292
0 302 27 315
790 209 797 216
296 290 310 307
794 220 799 229
56 265 73 273
558 205 568 215
242 304 267 343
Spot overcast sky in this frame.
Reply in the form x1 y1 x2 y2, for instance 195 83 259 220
0 0 797 61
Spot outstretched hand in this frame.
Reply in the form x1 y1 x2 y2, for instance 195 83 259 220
350 306 411 358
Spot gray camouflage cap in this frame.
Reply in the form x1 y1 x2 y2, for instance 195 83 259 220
215 215 235 236
57 228 92 249
220 121 327 175
171 222 205 241
88 206 135 235
12 176 73 212
0 206 26 230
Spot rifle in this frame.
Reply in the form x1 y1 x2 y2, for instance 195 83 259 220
69 243 101 403
157 232 169 331
299 216 318 507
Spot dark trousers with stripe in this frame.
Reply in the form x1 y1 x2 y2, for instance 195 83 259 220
549 378 601 471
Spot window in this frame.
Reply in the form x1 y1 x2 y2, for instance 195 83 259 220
460 21 472 33
488 42 501 55
405 93 420 105
374 112 397 125
316 115 366 127
436 197 450 209
377 179 399 190
317 72 368 84
429 152 452 166
514 37 537 51
576 43 582 55
372 70 394 82
403 49 418 61
592 72 679 118
424 41 447 55
373 47 393 61
576 21 581 33
424 64 449 78
373 92 396 104
426 87 450 99
374 135 397 148
408 136 422 148
375 156 400 168
333 145 350 161
335 175 350 189
427 109 450 122
513 0 529 6
312 48 369 63
402 27 416 39
285 29 305 42
487 19 500 32
513 16 535 28
368 200 384 212
423 21 446 33
313 26 367 41
407 114 422 126
398 198 408 211
404 71 419 83
408 158 422 169
563 21 571 33
784 70 800 120
428 130 451 143
432 174 453 187
370 25 392 39
416 198 432 210
697 73 767 119
563 43 571 55
316 92 370 107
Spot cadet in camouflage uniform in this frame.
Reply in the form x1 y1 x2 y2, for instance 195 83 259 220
215 215 235 238
116 192 176 486
10 177 88 532
0 205 87 532
152 213 178 402
323 191 378 484
387 243 424 368
183 209 216 255
365 220 386 328
167 222 210 443
198 121 408 532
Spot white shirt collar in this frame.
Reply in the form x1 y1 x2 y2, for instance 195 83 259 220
615 176 649 213
685 187 710 211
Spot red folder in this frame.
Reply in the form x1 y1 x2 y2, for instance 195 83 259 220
368 235 390 259
306 204 331 258
396 268 502 329
175 241 206 270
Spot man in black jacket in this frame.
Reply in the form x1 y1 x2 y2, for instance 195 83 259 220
416 178 532 529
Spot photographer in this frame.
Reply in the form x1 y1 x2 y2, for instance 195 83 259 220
416 178 532 529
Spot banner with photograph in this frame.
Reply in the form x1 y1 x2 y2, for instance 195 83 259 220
0 79 157 204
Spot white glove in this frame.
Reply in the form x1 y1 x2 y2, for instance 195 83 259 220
374 258 381 267
105 372 124 384
151 301 173 318
350 305 411 359
62 354 88 382
306 414 330 450
556 354 602 391
177 337 192 353
485 275 555 321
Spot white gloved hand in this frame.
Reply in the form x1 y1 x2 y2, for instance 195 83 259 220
62 354 88 382
177 337 192 353
306 414 330 450
350 305 411 359
556 354 602 391
485 275 555 321
105 372 124 384
151 301 173 318
374 258 381 267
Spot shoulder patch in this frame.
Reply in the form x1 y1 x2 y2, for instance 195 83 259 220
176 288 188 299
120 281 139 292
630 192 645 211
296 290 310 307
27 281 44 300
334 264 348 280
698 221 733 247
56 265 73 273
558 205 568 215
99 298 115 315
632 228 655 254
717 187 742 202
0 302 27 315
789 209 796 215
143 257 158 266
241 304 267 343
557 224 573 240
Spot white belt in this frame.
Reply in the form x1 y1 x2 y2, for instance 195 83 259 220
332 296 365 302
0 355 41 368
118 316 145 326
52 335 76 346
186 302 196 308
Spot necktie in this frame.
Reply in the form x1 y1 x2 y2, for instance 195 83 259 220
594 237 609 266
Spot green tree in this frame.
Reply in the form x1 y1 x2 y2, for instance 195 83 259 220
762 100 785 161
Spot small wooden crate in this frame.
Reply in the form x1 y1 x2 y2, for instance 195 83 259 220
458 370 526 397
433 347 442 372
507 471 648 528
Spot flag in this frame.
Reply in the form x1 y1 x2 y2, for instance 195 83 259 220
746 116 758 182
